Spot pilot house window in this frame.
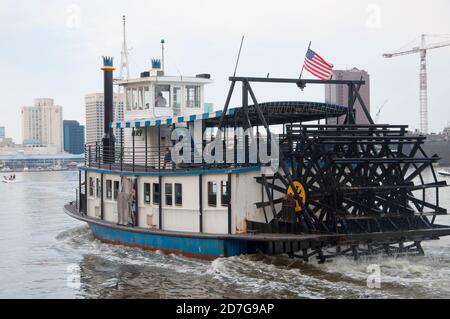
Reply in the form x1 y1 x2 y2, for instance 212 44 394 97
144 87 150 109
132 88 138 109
138 87 144 110
155 85 170 107
186 85 200 108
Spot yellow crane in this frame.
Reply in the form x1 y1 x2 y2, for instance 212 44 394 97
383 34 450 134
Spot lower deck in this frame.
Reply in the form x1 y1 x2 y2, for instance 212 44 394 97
65 202 450 261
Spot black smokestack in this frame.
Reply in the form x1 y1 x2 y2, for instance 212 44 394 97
101 56 116 164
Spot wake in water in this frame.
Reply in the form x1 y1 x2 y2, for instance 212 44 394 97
54 225 450 299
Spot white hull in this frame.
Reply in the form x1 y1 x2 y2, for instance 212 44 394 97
2 179 16 184
438 170 450 177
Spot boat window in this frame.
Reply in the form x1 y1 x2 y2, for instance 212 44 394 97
144 86 151 109
172 87 182 116
165 183 173 206
144 183 151 205
155 85 170 108
132 87 138 110
89 177 94 197
138 87 144 110
153 183 160 204
106 179 112 199
113 181 120 200
186 85 200 108
175 183 182 206
96 178 101 198
207 181 217 207
221 181 230 207
126 88 132 111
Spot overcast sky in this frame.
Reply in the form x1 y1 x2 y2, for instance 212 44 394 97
1 0 450 142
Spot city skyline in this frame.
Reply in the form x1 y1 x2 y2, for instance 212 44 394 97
1 0 450 143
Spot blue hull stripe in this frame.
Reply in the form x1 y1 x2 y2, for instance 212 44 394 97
89 223 248 258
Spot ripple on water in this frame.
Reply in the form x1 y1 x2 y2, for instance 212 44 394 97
55 224 450 299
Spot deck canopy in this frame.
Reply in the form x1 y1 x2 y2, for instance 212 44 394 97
111 101 347 129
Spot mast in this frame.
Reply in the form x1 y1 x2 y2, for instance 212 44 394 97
116 15 130 145
119 15 130 81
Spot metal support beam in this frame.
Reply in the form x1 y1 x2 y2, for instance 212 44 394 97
228 173 232 234
229 76 365 86
100 173 104 220
78 170 82 213
159 175 162 230
134 178 139 226
132 128 135 172
145 126 148 172
199 174 203 233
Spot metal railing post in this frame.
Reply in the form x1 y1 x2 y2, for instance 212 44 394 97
132 128 135 172
120 128 124 171
145 126 148 172
88 145 92 167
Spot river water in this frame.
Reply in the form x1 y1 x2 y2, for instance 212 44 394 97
0 170 449 299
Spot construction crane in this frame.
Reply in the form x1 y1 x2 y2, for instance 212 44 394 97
375 99 389 123
383 34 450 134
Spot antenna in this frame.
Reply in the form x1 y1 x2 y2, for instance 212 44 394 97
233 36 245 77
116 14 130 147
161 39 165 71
119 15 130 80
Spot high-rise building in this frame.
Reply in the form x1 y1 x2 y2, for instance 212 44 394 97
63 120 85 154
204 102 214 113
21 98 63 153
0 126 5 139
325 68 370 125
85 93 124 145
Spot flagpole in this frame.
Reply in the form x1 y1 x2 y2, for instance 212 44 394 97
299 41 312 80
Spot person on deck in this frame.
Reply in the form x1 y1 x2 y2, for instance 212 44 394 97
163 147 172 170
155 92 167 107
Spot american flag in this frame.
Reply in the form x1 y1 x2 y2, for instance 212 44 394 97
303 48 334 80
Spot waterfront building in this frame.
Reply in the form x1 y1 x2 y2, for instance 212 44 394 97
85 93 124 145
0 152 83 171
0 126 5 139
21 98 63 153
204 102 214 113
63 120 85 154
325 68 370 125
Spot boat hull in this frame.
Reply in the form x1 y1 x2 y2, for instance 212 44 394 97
438 171 450 177
88 222 248 260
65 203 450 262
64 203 249 260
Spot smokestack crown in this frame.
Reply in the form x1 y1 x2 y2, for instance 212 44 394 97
101 56 116 71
